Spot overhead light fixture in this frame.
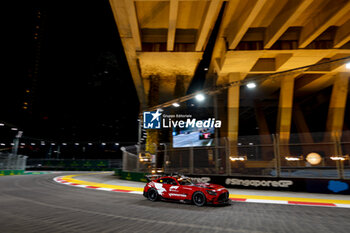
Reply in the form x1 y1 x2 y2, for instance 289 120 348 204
62 143 67 146
11 128 18 131
31 143 36 146
172 103 180 107
101 142 106 146
330 155 349 161
75 143 79 146
285 156 303 161
88 143 93 146
306 152 322 165
0 123 4 126
115 143 119 146
195 93 205 101
246 82 256 89
229 156 247 161
346 62 350 69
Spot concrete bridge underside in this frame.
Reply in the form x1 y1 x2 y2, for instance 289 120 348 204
110 0 350 145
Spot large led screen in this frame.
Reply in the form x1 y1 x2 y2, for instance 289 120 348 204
172 121 215 148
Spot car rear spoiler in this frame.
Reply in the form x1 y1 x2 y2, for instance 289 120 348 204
145 174 163 182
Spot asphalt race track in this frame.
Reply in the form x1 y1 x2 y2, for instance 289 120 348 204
1 173 350 233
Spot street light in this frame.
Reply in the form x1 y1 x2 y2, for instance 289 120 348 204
172 103 180 107
195 93 205 101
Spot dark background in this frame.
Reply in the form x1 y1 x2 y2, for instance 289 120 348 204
1 0 139 151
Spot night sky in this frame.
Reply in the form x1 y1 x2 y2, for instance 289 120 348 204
2 0 139 144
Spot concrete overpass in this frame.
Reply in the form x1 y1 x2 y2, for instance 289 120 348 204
109 0 350 146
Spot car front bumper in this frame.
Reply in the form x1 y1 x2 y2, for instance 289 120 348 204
206 191 230 204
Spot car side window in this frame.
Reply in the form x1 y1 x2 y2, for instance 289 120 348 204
162 178 177 185
168 178 178 185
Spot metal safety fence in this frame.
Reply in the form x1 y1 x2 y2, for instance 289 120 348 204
121 131 350 179
0 153 28 171
26 159 122 170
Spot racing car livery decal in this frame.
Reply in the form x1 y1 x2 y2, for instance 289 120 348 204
143 174 229 206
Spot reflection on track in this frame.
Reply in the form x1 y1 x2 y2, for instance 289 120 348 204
1 173 350 233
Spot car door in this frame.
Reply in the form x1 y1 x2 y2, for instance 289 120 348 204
167 178 188 200
154 178 170 198
160 178 177 199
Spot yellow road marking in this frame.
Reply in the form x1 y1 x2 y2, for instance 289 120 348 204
59 173 350 204
60 174 143 192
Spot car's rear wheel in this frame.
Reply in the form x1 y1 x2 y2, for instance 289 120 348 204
147 188 159 201
192 192 206 207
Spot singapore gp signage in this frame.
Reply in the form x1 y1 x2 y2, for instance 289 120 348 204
143 109 221 129
225 178 293 188
186 175 297 191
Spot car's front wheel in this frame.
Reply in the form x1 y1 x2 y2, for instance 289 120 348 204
147 188 159 201
192 191 206 207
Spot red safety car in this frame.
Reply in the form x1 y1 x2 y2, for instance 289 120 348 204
143 174 229 206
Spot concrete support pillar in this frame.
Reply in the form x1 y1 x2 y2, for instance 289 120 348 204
174 75 186 98
326 73 349 139
293 103 314 157
277 76 295 156
227 73 240 158
227 73 240 142
254 101 273 160
146 75 160 154
293 104 313 143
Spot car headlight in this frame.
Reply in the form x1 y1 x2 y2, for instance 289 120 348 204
206 190 217 196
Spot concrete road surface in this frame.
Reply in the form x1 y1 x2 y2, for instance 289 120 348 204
1 173 350 233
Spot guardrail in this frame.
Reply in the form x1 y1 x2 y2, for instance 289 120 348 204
26 159 122 171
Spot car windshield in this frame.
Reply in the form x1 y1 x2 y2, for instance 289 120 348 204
178 178 193 185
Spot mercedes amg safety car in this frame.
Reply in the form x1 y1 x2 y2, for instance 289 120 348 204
143 174 229 206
